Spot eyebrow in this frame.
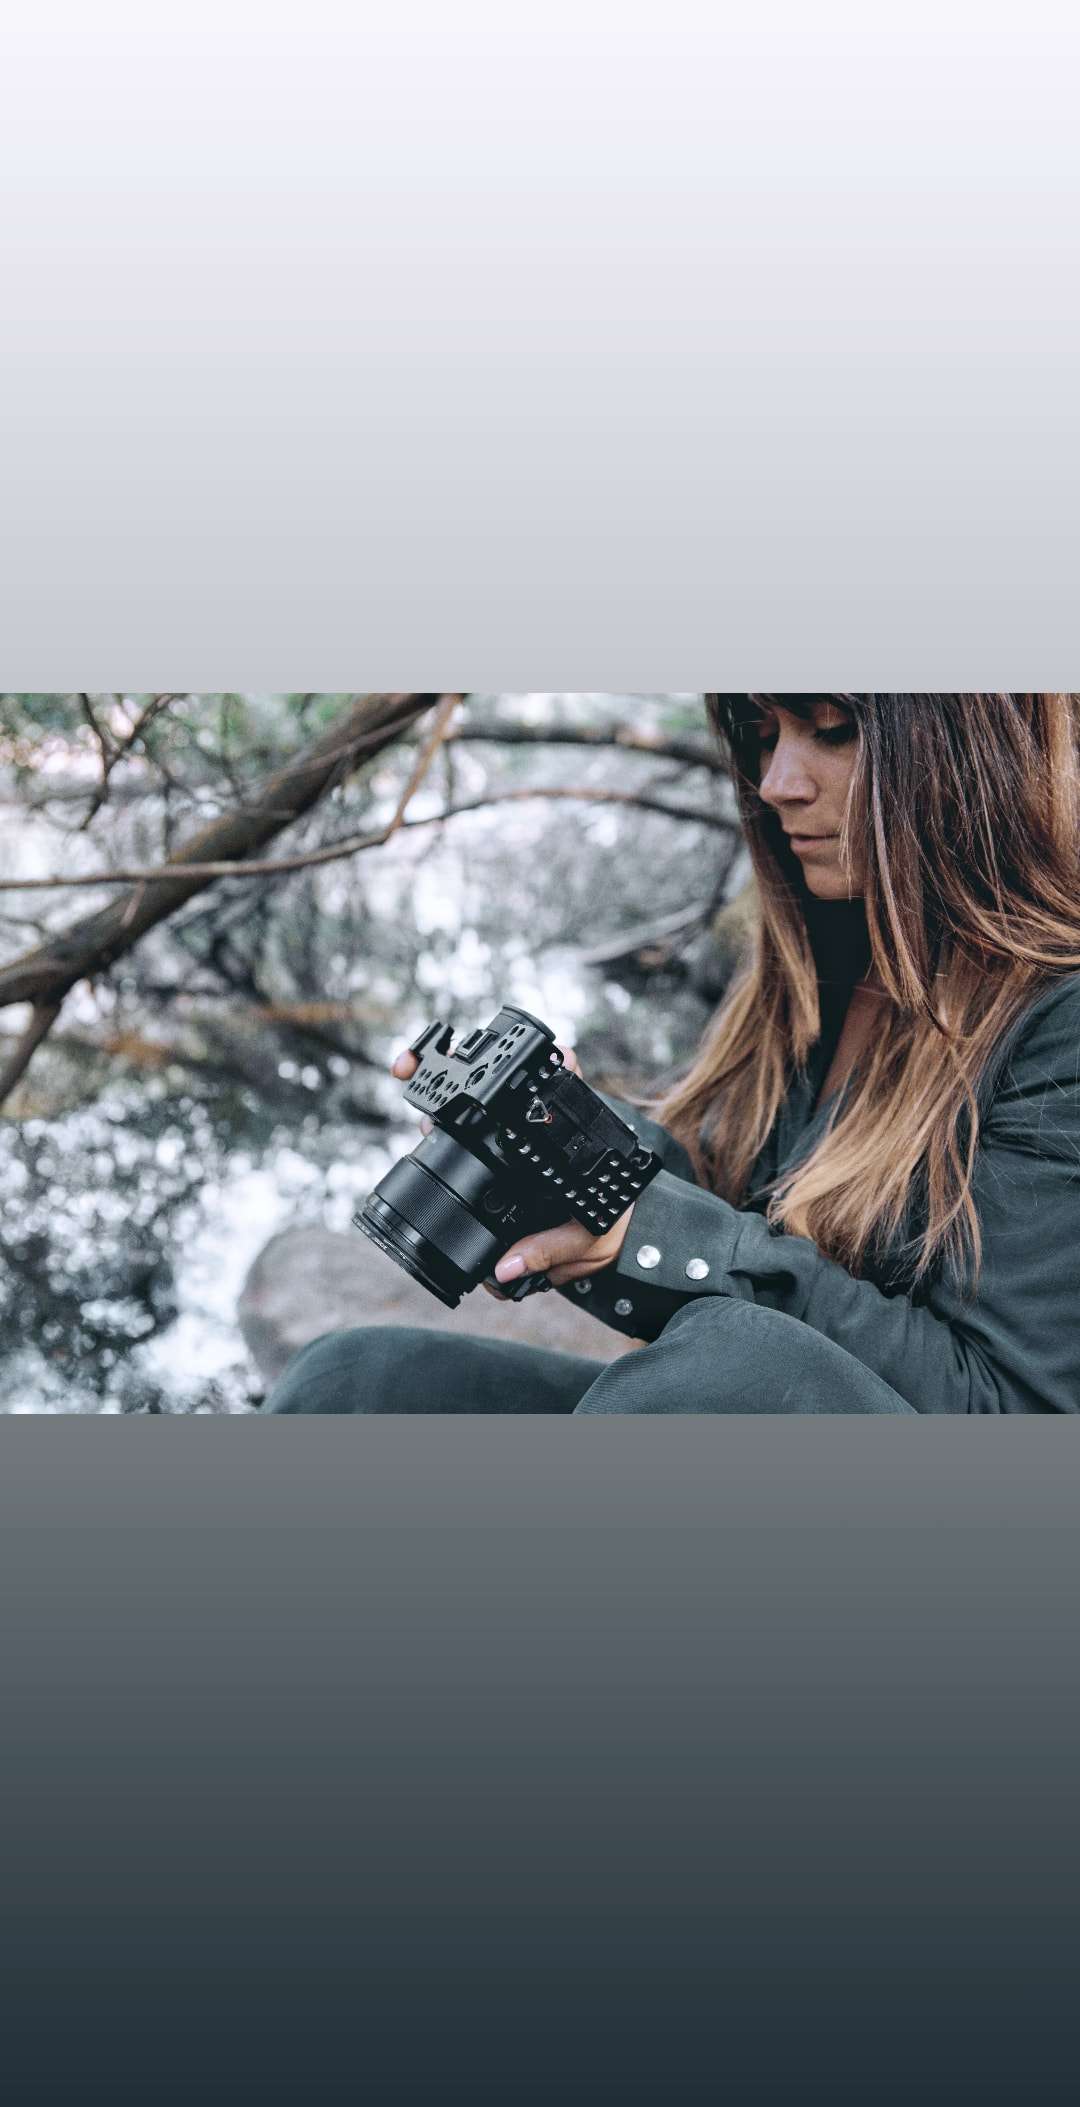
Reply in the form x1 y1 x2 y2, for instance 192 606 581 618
751 695 853 723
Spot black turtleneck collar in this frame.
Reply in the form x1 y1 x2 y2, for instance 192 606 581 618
803 897 872 998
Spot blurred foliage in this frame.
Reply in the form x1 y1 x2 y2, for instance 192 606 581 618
0 1086 267 1411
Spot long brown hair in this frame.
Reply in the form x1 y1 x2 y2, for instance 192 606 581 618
641 695 1080 1287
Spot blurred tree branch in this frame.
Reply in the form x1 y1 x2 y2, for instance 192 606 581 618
0 781 732 896
0 692 451 1106
77 692 182 829
0 999 63 1105
449 717 722 772
0 711 723 810
0 695 731 1113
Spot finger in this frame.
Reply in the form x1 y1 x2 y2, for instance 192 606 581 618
494 1224 593 1284
554 1042 581 1075
391 1049 419 1078
420 1116 433 1135
546 1261 601 1289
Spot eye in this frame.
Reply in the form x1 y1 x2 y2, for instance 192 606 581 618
749 716 850 750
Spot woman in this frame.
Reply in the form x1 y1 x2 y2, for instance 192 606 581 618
265 694 1080 1414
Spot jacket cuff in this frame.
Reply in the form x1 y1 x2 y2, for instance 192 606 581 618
556 1170 747 1343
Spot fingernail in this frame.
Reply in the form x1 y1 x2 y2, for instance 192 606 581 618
495 1254 527 1282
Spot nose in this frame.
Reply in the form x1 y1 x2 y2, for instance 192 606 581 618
758 735 817 811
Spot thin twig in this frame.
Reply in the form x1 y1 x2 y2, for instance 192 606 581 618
77 692 181 830
449 719 723 772
78 693 116 772
382 693 463 839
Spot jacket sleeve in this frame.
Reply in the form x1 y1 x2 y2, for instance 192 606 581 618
558 983 1080 1415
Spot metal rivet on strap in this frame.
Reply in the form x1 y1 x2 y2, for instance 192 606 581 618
685 1258 710 1281
635 1245 662 1270
614 1298 634 1318
574 1279 592 1295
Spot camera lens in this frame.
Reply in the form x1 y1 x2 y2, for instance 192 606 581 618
355 1130 506 1308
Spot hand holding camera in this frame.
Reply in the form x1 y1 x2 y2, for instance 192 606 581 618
355 1004 662 1309
390 1040 634 1297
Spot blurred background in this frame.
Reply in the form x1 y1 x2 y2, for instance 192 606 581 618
0 694 753 1410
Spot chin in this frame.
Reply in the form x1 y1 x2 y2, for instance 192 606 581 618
804 871 862 901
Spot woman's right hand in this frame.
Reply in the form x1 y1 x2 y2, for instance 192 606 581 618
390 1047 433 1133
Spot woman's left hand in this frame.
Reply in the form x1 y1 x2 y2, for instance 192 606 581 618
486 1043 636 1294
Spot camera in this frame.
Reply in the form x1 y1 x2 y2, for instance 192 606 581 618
354 1004 662 1308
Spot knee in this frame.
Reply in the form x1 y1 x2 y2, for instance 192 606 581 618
574 1299 755 1415
573 1296 819 1415
262 1325 418 1414
576 1295 912 1416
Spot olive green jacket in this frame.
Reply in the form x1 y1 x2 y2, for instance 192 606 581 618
560 974 1080 1415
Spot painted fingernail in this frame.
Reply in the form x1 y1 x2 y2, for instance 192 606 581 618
495 1254 527 1282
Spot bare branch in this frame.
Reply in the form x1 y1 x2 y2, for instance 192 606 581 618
0 693 445 1014
77 694 189 829
382 693 463 838
0 999 63 1106
0 698 724 1109
0 775 162 811
449 717 723 773
0 701 716 822
442 786 731 831
78 691 116 757
0 780 732 894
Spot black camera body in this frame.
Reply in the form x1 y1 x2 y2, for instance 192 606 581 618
354 1004 662 1308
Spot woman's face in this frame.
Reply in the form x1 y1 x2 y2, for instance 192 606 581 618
752 698 864 899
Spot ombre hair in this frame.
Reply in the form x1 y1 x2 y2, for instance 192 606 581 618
640 695 1080 1288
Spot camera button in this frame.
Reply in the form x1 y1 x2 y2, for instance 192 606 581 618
614 1299 634 1318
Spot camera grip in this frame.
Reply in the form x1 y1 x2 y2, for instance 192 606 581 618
484 1270 553 1301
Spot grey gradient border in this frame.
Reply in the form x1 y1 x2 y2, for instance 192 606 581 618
4 1450 1079 2103
2 7 1079 686
2 1419 1080 1531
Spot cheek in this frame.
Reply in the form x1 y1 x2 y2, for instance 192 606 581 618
825 748 859 810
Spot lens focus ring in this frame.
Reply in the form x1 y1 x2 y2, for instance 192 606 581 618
379 1159 498 1272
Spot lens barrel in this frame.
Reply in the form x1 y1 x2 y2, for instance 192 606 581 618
355 1131 509 1308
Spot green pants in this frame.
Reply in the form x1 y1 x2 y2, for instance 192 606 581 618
262 1296 917 1414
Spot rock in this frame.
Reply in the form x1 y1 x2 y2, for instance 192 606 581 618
686 878 758 1002
238 1225 636 1387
